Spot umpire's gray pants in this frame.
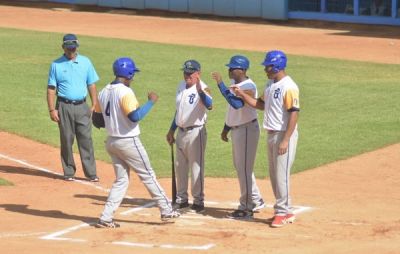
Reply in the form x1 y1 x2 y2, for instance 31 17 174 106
100 136 172 222
57 101 97 178
175 126 207 206
231 120 263 211
267 129 298 215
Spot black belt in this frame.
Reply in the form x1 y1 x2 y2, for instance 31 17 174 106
231 119 257 129
58 97 86 105
179 125 202 131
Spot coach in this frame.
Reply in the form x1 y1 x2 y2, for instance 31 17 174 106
46 33 99 182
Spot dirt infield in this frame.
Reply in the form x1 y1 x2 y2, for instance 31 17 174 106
0 3 400 254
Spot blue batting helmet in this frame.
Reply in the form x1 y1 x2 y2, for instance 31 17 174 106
261 50 287 73
226 55 249 69
113 57 140 80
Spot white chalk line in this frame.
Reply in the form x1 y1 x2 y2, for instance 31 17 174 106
0 152 217 250
40 223 90 242
0 232 48 238
112 241 216 250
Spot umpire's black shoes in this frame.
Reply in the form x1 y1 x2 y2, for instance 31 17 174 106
190 204 205 214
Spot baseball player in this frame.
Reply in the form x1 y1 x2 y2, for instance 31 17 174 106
211 55 265 220
166 60 212 213
92 57 180 228
233 50 299 228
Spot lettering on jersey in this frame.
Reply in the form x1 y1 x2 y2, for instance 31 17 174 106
273 88 281 99
188 93 196 104
293 98 298 107
105 101 110 116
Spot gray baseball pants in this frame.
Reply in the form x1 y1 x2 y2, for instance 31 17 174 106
100 136 172 222
231 120 263 211
175 126 207 206
57 101 97 178
267 129 298 215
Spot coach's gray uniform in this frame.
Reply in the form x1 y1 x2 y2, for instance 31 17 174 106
96 83 173 221
225 79 264 211
174 80 210 206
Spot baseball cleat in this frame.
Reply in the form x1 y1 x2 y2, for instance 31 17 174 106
161 210 181 221
89 176 99 182
64 176 74 181
270 214 295 228
285 213 296 223
226 209 253 220
173 201 189 210
95 219 120 228
190 204 205 214
252 199 266 212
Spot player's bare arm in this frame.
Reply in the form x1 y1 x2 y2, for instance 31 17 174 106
279 111 298 155
88 84 98 112
47 86 59 122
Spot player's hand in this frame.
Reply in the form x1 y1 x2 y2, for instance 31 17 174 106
49 110 60 123
166 130 175 145
230 85 244 97
278 140 289 155
211 72 222 84
148 92 158 103
220 129 229 142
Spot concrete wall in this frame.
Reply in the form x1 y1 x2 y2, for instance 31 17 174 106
73 0 289 20
59 0 400 25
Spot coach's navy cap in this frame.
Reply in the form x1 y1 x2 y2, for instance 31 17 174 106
182 60 201 73
62 33 79 48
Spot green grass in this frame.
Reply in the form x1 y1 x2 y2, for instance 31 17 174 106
0 28 399 178
0 178 13 186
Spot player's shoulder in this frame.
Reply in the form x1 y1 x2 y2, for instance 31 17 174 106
282 76 299 90
177 81 186 91
238 78 256 90
199 79 209 89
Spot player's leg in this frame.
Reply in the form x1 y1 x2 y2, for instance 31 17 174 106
231 126 253 211
267 132 280 213
120 137 174 215
275 130 298 214
98 137 130 226
188 126 206 211
246 120 264 211
270 131 298 215
75 103 97 179
174 130 190 207
57 102 77 178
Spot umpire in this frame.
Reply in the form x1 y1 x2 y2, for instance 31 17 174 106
46 33 99 182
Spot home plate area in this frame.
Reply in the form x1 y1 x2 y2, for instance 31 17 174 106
40 200 312 251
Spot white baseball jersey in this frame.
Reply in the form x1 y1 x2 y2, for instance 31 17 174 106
175 80 210 128
261 76 300 131
225 78 258 127
96 83 141 137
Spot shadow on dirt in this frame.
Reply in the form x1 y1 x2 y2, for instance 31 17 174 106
0 165 96 182
0 203 175 226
